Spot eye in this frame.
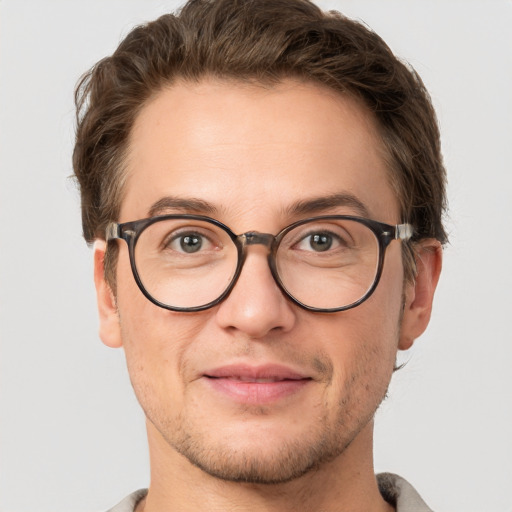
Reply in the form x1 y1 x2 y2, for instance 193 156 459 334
166 231 213 254
178 233 202 253
305 233 333 252
295 231 344 252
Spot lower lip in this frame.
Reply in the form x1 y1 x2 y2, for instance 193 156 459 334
204 377 311 405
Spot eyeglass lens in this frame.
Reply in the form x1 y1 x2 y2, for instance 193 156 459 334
132 217 380 310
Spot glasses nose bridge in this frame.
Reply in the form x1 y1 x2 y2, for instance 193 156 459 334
238 231 276 250
233 231 282 299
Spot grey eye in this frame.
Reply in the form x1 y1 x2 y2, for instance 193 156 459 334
309 233 333 252
179 234 203 253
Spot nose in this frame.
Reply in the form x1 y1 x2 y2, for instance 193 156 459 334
215 246 297 338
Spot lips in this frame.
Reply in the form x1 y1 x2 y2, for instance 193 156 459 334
203 364 312 404
224 376 291 383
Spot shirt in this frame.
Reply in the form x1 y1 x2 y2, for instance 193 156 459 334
106 473 433 512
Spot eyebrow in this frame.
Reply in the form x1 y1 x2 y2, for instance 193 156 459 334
148 192 370 219
148 196 219 217
285 193 370 218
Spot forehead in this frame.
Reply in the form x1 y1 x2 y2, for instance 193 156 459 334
122 79 398 227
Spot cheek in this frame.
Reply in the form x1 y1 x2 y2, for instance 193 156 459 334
115 261 212 412
120 312 183 414
328 309 398 382
321 254 404 407
318 313 398 431
116 251 208 362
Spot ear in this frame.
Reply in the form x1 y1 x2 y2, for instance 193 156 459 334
94 240 123 348
399 239 443 350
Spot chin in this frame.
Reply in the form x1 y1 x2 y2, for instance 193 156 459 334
175 436 341 484
163 411 367 485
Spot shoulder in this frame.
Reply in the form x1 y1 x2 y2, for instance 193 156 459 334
103 478 431 512
377 473 433 512
105 489 148 512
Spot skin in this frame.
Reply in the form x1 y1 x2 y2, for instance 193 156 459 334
94 79 442 512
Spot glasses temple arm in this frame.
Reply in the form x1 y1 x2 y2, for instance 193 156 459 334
395 224 414 241
105 222 121 241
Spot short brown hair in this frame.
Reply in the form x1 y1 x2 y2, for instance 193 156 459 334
73 0 447 284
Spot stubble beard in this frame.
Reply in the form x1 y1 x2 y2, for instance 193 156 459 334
128 297 403 486
145 377 389 486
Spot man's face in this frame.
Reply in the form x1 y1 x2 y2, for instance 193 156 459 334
96 79 429 483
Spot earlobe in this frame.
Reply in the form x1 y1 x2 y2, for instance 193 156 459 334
399 240 443 350
94 240 123 348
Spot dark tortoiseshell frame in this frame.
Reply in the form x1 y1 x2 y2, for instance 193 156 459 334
106 214 413 313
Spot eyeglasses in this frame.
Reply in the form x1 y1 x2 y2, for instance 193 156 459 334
106 215 413 313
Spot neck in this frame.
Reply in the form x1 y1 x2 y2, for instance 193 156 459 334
140 420 394 512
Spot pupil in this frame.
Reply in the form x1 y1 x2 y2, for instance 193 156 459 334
310 233 332 252
180 235 202 253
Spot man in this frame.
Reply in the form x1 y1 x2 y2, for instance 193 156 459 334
73 0 446 510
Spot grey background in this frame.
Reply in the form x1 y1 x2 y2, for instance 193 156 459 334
1 1 511 511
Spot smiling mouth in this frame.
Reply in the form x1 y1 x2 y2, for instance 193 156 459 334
208 376 308 383
203 366 312 404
